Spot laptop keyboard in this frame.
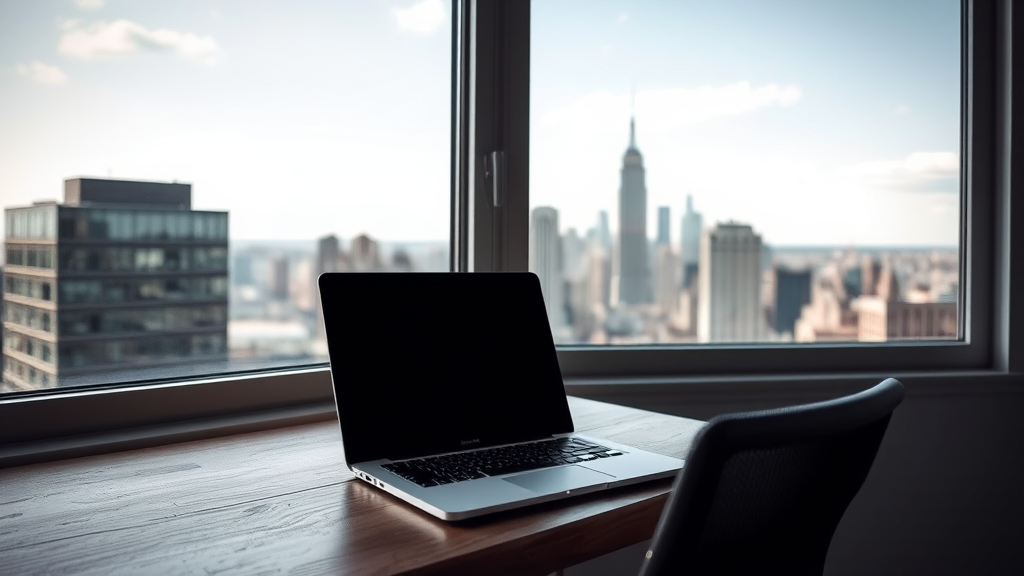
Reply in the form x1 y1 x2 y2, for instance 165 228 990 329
381 437 624 487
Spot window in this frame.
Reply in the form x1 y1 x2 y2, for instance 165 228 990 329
532 0 996 379
1 0 452 395
530 0 962 350
1 0 1018 453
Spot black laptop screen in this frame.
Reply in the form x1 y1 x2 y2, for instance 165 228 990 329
319 272 574 464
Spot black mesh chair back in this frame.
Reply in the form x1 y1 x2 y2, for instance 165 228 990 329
639 378 905 576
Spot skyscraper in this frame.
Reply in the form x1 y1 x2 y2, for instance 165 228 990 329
350 234 381 271
562 227 585 281
529 206 564 328
316 235 342 277
314 234 345 342
680 194 703 289
697 223 763 343
774 266 813 337
656 206 671 247
614 118 649 305
597 210 612 251
2 178 229 390
654 244 680 318
269 255 289 301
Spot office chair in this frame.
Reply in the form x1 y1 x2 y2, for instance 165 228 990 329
638 377 905 576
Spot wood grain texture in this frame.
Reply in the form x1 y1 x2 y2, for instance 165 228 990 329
0 396 704 576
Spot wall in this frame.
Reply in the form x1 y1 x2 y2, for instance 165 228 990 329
568 375 1024 575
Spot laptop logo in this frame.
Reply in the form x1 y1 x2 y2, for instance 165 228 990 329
460 438 481 446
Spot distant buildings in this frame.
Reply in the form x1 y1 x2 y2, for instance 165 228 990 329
857 299 957 341
656 206 671 247
654 244 680 320
614 118 650 305
529 206 564 329
680 194 702 290
350 233 381 271
269 255 289 301
698 223 763 343
2 177 228 390
597 210 612 251
774 267 812 337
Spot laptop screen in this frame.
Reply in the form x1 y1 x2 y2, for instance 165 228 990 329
319 272 574 464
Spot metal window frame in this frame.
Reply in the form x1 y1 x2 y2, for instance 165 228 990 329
2 0 1022 466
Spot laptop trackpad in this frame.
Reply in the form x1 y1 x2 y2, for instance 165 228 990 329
502 465 615 494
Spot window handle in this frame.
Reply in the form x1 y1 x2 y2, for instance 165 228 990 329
485 150 505 208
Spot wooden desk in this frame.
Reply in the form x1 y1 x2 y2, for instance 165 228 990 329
0 397 704 576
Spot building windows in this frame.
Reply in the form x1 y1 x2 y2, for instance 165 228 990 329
5 246 55 269
58 305 227 336
4 276 53 301
58 334 228 370
4 303 53 333
5 205 56 240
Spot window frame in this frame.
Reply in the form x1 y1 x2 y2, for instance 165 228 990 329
2 0 1022 465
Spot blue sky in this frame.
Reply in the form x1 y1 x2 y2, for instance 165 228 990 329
531 0 961 246
0 0 960 246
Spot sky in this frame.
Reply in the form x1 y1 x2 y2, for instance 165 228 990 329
0 0 960 246
531 0 961 247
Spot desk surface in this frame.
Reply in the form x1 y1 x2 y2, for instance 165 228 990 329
0 397 704 576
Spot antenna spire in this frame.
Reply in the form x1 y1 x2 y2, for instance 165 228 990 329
629 83 637 149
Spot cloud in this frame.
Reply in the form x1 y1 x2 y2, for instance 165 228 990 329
59 19 222 65
895 104 909 115
841 152 959 192
541 82 802 134
615 13 628 25
16 61 69 85
392 0 445 33
75 0 105 10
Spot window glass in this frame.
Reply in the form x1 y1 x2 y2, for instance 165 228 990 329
531 0 961 345
1 0 451 393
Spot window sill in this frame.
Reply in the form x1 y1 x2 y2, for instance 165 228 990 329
2 364 1021 469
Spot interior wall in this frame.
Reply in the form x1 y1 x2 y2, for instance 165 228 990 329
826 384 1024 575
569 376 1024 576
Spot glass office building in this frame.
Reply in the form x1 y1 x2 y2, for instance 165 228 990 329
2 178 228 390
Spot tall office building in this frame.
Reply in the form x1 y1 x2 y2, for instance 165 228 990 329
529 206 564 328
656 206 671 247
774 267 813 337
269 255 289 301
653 244 680 318
614 118 650 305
680 194 703 289
597 210 612 251
2 178 228 390
861 255 882 296
314 234 347 342
562 227 585 281
350 234 381 271
565 244 611 341
232 252 253 287
316 235 342 277
697 223 763 343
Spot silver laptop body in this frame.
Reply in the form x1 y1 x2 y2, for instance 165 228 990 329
319 272 683 521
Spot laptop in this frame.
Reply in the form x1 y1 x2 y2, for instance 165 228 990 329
318 272 683 521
